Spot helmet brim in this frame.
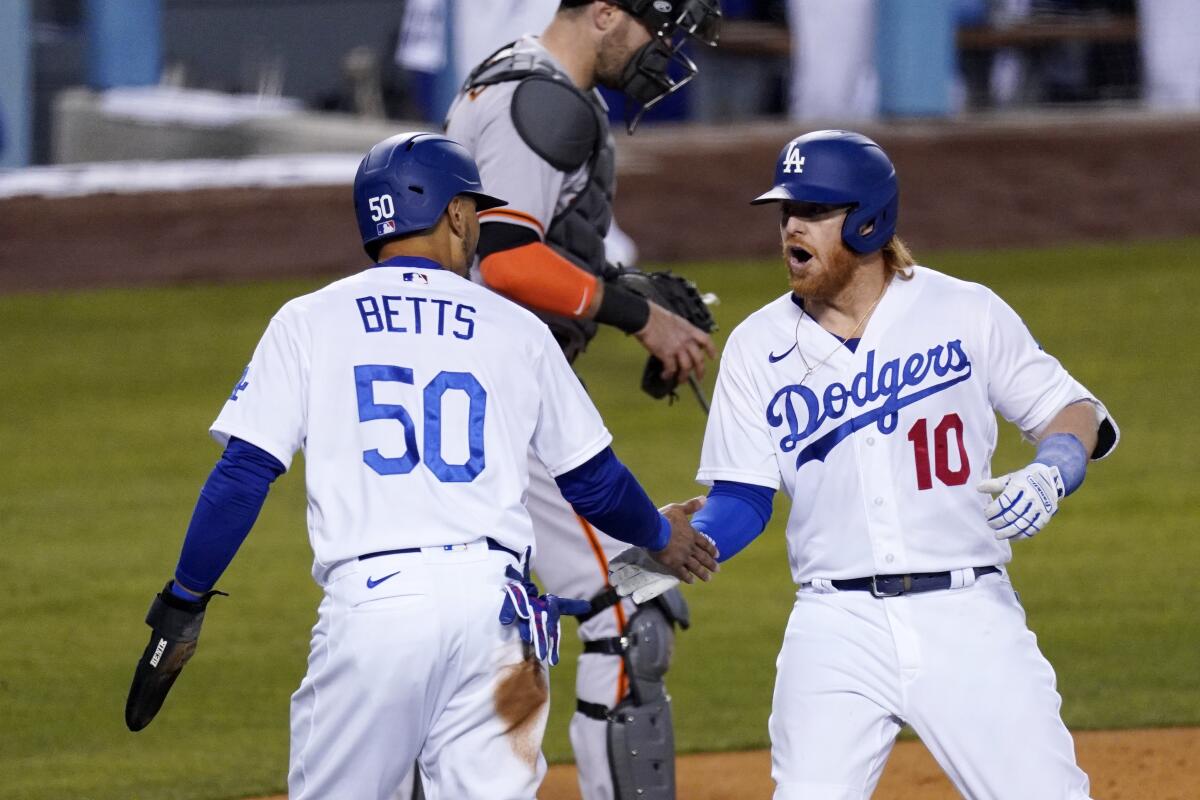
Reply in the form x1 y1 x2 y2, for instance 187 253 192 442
750 186 793 205
464 191 508 212
750 184 862 206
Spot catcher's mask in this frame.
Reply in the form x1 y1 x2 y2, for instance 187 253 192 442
752 130 899 254
353 132 506 259
613 0 722 133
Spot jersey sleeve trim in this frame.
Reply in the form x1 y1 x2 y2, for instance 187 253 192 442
1027 396 1121 460
479 208 546 237
695 467 781 490
541 429 614 478
209 424 295 473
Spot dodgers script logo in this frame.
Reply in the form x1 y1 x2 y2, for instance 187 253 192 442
767 340 972 469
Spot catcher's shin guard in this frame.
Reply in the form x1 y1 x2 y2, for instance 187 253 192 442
577 588 689 800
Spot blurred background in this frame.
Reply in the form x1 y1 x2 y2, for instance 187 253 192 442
1 0 1198 287
0 0 1195 167
1 2 1199 799
0 1 1195 165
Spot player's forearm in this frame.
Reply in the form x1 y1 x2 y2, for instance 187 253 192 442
172 438 284 595
554 447 670 550
1038 400 1100 456
691 481 776 562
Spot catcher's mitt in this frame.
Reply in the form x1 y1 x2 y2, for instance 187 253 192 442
611 267 718 402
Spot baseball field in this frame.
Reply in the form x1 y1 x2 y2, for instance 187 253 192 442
1 237 1197 799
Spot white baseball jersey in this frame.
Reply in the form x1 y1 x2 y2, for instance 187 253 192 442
210 258 612 581
698 266 1119 584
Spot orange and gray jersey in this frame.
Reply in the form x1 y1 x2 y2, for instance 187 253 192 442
446 36 620 358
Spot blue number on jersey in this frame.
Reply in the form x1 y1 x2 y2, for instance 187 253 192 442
355 364 420 475
424 371 487 482
354 364 486 482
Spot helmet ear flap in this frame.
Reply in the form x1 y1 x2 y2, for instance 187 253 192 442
841 192 898 254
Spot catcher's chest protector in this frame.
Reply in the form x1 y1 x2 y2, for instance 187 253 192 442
461 43 618 358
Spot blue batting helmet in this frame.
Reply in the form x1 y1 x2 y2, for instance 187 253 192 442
751 130 899 254
353 132 506 257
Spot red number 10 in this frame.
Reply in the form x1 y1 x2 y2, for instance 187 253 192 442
906 413 970 490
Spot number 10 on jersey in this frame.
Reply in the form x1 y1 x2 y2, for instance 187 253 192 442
906 413 970 490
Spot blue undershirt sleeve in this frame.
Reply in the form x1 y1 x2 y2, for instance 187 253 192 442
172 437 286 596
691 480 775 562
554 447 671 551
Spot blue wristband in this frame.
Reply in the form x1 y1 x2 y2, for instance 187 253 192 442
1035 433 1088 496
170 581 203 602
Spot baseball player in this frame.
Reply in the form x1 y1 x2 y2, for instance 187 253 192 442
122 132 718 800
613 130 1120 799
443 3 723 799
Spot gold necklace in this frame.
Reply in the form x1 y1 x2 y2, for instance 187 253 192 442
794 279 889 384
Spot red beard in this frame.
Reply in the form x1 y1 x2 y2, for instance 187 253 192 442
784 241 858 301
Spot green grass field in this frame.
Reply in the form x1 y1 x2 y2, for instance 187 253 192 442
1 238 1197 799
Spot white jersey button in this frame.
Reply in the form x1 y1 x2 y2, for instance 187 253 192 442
866 436 876 446
885 554 895 564
873 497 884 506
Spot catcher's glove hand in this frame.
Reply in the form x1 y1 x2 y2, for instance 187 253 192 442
125 581 225 731
611 267 718 402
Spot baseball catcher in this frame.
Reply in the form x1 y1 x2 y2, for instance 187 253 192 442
445 3 723 799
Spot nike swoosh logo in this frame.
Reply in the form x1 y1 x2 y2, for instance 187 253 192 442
768 343 797 363
366 570 402 589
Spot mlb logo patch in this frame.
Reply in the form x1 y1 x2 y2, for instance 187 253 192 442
403 272 429 284
377 219 396 236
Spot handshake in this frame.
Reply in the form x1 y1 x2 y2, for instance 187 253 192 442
609 496 719 604
501 498 715 666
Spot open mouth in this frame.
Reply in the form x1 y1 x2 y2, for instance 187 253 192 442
789 246 813 264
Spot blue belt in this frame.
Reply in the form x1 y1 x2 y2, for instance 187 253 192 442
830 566 1000 598
359 536 521 562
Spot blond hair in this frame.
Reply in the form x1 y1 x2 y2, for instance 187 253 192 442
882 235 915 280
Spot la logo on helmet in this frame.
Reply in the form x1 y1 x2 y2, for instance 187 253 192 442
783 144 806 174
653 1 673 12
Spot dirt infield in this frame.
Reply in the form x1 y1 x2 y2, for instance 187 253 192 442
535 728 1200 799
3 112 1198 293
251 727 1197 799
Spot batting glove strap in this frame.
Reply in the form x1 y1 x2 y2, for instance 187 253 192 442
147 581 227 641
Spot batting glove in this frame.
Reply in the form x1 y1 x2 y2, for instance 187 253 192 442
977 462 1065 540
609 546 680 604
499 562 589 666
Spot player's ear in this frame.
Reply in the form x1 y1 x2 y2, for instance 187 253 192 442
445 196 465 239
591 0 620 33
446 195 475 240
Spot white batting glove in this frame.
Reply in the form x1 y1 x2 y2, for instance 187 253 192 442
977 463 1065 540
609 547 680 604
